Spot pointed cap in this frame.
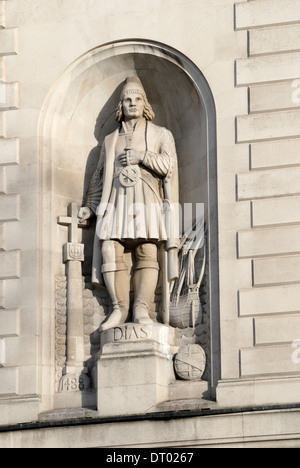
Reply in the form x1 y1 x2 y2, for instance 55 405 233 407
121 76 146 99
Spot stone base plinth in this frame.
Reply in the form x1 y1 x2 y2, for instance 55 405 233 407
96 323 177 417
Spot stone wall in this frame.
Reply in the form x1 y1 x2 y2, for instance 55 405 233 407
217 0 300 406
0 0 299 443
0 0 41 423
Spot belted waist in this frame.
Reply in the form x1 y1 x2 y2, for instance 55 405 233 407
114 164 163 199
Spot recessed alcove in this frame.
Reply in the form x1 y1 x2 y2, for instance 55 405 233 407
39 40 219 402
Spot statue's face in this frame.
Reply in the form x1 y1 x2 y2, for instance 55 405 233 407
122 93 145 121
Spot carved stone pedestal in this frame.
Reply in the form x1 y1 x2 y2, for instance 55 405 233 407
96 323 177 417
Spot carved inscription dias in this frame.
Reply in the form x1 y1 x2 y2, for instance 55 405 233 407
113 324 148 342
100 323 175 349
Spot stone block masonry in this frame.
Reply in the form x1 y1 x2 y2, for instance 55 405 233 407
230 0 300 395
235 0 300 30
0 0 22 402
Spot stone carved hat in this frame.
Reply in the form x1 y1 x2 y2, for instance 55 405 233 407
116 75 155 122
121 76 146 100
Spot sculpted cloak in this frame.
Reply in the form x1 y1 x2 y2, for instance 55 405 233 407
85 119 179 288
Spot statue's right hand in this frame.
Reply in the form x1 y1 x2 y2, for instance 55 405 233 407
78 207 93 223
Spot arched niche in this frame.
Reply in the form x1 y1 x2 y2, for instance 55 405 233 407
39 40 220 399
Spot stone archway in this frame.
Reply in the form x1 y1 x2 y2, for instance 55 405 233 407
39 40 219 405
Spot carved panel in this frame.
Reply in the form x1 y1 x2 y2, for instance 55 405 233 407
55 276 67 390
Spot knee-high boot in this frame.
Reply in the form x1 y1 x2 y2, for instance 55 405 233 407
100 269 130 331
133 267 159 325
100 241 130 331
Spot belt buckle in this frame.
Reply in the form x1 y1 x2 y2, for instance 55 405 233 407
119 166 140 187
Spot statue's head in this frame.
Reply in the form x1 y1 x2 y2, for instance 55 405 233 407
115 76 155 123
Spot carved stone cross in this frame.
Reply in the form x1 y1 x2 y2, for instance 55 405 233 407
57 202 90 394
58 202 86 244
58 202 86 263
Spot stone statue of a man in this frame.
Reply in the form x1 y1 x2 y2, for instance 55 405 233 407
78 76 179 331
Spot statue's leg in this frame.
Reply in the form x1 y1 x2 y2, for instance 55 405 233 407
133 243 159 325
100 240 130 331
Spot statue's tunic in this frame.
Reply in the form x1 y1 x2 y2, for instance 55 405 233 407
85 119 178 243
